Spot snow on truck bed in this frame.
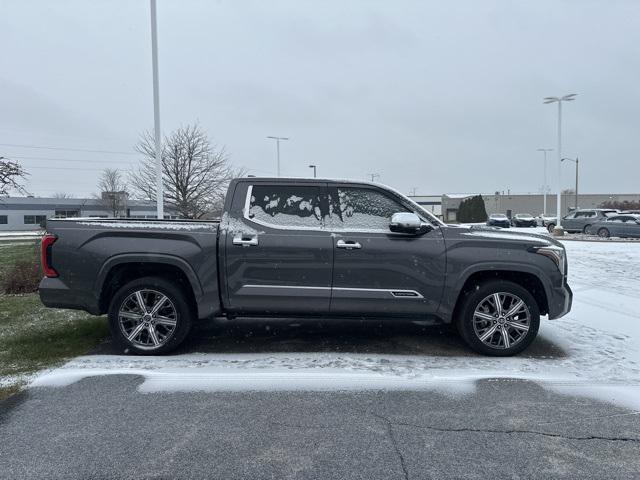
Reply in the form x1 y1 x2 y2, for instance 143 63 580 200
32 240 640 410
72 219 217 231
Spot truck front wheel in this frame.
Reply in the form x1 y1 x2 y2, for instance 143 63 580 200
108 276 193 355
456 280 540 356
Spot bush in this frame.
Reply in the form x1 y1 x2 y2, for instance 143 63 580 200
2 258 41 294
457 195 488 223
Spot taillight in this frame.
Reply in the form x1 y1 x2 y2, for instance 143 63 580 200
41 234 58 278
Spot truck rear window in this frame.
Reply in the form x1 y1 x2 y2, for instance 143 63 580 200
248 185 327 228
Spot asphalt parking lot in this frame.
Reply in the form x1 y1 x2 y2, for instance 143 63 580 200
1 320 639 480
2 374 639 480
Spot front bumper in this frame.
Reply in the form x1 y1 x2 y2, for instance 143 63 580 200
547 281 573 319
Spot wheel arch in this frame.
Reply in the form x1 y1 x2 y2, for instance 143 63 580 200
96 254 202 316
451 267 550 321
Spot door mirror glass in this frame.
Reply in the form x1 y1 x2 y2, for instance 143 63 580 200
389 212 428 234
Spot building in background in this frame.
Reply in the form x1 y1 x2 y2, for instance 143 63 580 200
408 195 442 218
441 192 640 222
0 196 179 231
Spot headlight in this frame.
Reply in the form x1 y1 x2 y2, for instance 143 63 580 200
532 245 566 275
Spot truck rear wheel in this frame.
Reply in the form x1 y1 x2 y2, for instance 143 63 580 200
108 276 193 355
455 280 540 356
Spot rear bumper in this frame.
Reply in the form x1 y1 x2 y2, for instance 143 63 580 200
547 281 572 319
39 277 101 315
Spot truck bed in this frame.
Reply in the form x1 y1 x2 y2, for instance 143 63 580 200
39 217 221 319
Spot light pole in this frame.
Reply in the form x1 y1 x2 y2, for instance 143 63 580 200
150 0 163 219
536 148 553 215
308 164 317 178
369 173 380 182
266 136 289 177
561 157 579 210
543 93 577 235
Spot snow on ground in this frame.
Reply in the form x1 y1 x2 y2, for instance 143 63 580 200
0 231 42 237
32 240 640 409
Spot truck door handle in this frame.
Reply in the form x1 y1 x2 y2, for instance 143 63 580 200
233 234 259 247
336 239 362 250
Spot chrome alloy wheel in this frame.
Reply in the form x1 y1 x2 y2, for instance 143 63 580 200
472 292 531 349
118 289 178 350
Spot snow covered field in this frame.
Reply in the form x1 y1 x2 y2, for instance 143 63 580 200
32 240 640 409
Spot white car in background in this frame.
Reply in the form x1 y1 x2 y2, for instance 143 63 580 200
535 214 556 227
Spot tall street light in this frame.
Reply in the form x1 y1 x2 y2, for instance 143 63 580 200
308 164 317 178
266 136 289 177
536 148 553 215
543 93 577 235
561 157 579 211
150 0 163 219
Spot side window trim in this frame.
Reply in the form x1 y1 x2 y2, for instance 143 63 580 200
242 184 328 232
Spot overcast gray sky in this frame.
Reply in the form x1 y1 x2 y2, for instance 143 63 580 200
1 0 639 198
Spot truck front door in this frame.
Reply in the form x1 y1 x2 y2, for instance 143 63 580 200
223 182 334 315
326 185 446 317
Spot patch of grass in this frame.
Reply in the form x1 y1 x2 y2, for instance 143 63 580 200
0 293 109 398
0 383 23 401
0 241 108 399
0 240 39 278
0 240 41 293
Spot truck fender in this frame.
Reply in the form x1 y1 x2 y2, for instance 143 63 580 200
95 253 204 301
441 261 552 320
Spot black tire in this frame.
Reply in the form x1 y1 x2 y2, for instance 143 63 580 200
547 223 555 233
597 227 610 238
108 276 194 355
583 224 591 234
455 280 540 356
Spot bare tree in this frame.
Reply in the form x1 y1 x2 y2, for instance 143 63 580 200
0 157 28 197
96 168 128 217
130 124 242 219
52 192 75 199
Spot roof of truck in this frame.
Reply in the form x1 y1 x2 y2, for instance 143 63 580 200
240 176 379 185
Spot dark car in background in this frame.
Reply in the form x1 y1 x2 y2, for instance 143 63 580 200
546 209 619 233
511 213 537 227
586 214 640 238
486 214 511 228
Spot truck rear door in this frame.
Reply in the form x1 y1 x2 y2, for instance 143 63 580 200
222 181 334 315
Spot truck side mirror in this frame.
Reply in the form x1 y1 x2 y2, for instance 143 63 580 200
389 212 431 234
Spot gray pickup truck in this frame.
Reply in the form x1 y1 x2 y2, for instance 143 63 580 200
39 178 572 356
